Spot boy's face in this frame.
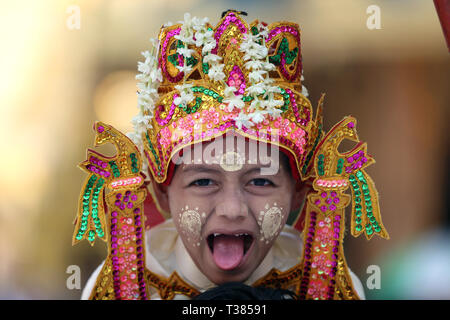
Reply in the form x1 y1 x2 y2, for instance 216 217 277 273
156 135 305 285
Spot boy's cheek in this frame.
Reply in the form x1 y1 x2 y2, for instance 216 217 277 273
255 200 289 244
174 205 207 247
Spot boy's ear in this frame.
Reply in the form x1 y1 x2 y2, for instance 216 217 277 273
291 179 312 212
150 178 170 214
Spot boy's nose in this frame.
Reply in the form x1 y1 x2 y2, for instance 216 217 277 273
216 188 248 220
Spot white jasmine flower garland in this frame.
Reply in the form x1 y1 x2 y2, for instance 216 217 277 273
237 23 284 128
127 38 162 163
192 17 225 83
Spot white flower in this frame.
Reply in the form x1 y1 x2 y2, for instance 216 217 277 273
266 98 284 108
191 16 209 32
244 60 264 70
202 40 216 55
137 81 148 91
176 13 208 46
256 22 269 38
269 107 283 119
208 64 225 81
137 82 158 94
194 29 214 47
223 87 245 112
135 72 148 82
302 85 309 97
241 33 260 45
174 84 195 106
234 112 254 130
137 93 156 108
223 85 237 97
176 46 196 58
174 33 193 45
224 97 245 112
137 61 150 75
132 114 152 131
246 83 266 96
178 12 194 30
262 61 276 72
249 97 263 111
248 110 267 124
249 70 266 83
176 64 193 74
262 83 281 95
149 67 163 83
202 53 222 64
141 50 151 59
243 47 268 61
175 83 193 91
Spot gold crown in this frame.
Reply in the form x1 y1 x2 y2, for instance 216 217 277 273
157 10 303 93
138 10 323 184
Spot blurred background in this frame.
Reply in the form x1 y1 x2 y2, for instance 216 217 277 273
0 0 448 299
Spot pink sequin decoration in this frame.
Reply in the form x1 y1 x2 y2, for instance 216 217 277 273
110 177 142 189
227 65 246 95
159 28 184 83
212 12 248 54
285 88 310 126
307 280 328 300
155 94 178 126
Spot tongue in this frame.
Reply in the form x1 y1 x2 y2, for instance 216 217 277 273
212 235 244 270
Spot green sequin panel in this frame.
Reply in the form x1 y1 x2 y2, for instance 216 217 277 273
76 175 97 240
109 161 120 178
269 37 298 66
317 154 325 176
191 86 223 103
91 178 105 238
279 88 290 112
130 153 139 174
350 171 380 235
146 132 161 171
202 62 209 75
336 158 344 174
178 96 203 114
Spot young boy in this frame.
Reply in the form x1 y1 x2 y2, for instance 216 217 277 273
76 11 387 300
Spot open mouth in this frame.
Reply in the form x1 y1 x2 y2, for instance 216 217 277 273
207 232 254 271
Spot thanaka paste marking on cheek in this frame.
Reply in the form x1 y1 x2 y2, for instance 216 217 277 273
258 202 284 244
177 206 207 247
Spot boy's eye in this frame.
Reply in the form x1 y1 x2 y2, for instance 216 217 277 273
190 179 214 187
249 178 274 187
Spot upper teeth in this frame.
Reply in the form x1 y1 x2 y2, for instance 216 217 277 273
213 233 249 237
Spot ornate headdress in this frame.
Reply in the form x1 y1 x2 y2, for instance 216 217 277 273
73 10 389 300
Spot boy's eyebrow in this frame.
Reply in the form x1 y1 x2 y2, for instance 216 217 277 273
181 165 222 174
181 165 279 175
244 167 267 175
